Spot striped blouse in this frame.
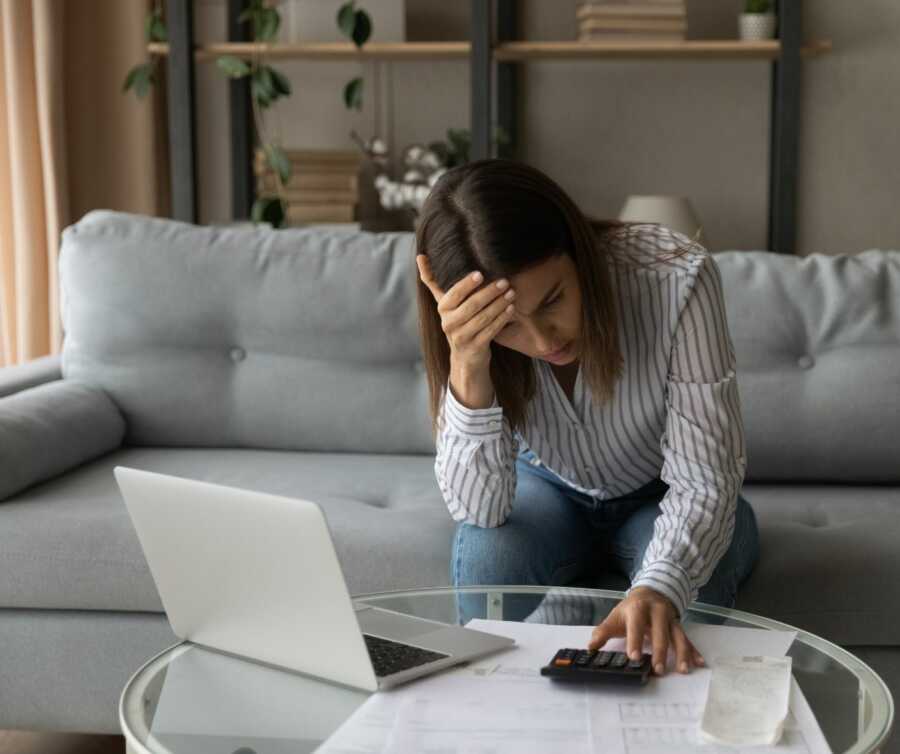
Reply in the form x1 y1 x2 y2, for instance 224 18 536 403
433 225 747 618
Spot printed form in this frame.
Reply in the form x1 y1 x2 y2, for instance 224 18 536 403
317 620 833 754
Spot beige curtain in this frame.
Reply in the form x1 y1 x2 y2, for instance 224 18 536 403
0 0 170 367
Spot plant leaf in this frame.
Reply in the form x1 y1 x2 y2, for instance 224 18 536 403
343 77 363 110
123 65 140 93
143 8 166 43
123 63 154 98
266 145 292 185
447 128 470 151
745 0 772 12
258 7 280 41
337 2 356 38
251 79 272 108
250 66 277 107
352 10 372 47
149 15 167 42
134 66 153 98
447 128 470 163
217 55 250 78
252 196 286 228
269 66 292 96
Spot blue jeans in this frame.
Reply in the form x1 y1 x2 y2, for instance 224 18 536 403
451 447 759 623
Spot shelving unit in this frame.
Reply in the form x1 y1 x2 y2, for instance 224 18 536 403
161 0 831 253
148 38 831 62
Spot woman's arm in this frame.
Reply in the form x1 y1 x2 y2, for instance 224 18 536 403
628 252 748 618
434 378 519 528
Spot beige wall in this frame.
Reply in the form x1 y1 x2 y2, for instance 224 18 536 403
193 0 900 255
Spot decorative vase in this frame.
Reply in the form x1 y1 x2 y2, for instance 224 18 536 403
738 12 777 41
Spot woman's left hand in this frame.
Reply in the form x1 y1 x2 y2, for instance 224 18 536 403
586 586 705 676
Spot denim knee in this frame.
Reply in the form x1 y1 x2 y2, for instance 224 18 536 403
452 520 550 588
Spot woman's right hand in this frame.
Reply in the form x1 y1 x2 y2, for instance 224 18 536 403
416 254 517 373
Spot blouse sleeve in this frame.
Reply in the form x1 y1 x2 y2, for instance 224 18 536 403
434 378 519 528
627 252 747 618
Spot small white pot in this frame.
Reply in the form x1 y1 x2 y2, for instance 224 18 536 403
739 12 777 40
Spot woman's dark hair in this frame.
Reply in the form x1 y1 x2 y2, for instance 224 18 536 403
414 157 698 439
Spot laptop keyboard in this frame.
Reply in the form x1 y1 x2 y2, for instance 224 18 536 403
362 633 449 677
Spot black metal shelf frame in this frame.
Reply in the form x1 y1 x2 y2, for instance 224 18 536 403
166 0 803 253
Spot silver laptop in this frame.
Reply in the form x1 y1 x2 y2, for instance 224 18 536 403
113 466 514 692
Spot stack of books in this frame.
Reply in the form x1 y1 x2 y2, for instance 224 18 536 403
576 1 688 42
254 148 361 225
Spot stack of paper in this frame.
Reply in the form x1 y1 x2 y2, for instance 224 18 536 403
318 620 833 754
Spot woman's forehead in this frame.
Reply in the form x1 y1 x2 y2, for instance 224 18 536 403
507 253 570 291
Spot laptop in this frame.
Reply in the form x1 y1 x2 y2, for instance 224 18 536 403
113 466 515 692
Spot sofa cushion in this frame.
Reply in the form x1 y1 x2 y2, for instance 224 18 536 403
2 448 899 645
59 210 432 455
717 250 900 483
0 447 456 613
0 353 61 398
0 380 125 501
735 484 900 645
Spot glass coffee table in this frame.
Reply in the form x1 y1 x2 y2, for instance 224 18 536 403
120 586 893 754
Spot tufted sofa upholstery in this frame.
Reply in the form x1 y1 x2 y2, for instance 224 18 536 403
0 210 898 738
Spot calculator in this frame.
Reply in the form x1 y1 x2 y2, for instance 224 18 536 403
540 648 653 685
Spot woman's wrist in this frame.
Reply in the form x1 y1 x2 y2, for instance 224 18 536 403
449 359 495 410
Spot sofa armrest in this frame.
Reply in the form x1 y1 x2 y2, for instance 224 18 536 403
0 380 125 501
0 354 62 398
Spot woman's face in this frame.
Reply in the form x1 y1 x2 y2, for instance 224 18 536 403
491 252 582 366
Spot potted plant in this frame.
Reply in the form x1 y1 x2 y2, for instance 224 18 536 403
739 0 777 41
125 1 373 229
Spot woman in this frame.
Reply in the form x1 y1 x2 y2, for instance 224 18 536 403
414 158 759 678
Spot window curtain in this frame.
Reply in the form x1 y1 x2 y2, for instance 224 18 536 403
0 0 170 367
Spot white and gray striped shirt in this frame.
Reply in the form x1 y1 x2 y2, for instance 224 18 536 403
434 226 747 618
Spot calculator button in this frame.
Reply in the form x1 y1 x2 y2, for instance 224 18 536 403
627 658 644 669
575 651 592 666
592 651 612 667
554 657 573 667
610 652 629 668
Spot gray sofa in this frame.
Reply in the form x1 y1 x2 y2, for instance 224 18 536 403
1 210 898 740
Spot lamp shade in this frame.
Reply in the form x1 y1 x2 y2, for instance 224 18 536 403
618 195 705 246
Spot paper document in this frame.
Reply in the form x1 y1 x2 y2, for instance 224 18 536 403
317 619 833 754
700 656 793 745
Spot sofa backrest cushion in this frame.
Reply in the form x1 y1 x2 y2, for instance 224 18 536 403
715 249 900 482
60 211 900 480
60 210 434 454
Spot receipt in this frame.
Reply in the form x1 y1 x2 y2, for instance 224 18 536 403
699 656 793 746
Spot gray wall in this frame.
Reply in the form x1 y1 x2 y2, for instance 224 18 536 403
194 0 900 255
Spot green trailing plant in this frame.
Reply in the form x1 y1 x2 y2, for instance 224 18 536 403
337 1 372 110
122 3 166 99
217 0 292 227
124 1 294 227
428 125 513 167
744 0 773 14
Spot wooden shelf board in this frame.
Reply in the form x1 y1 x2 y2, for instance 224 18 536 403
495 39 832 60
148 41 469 61
148 38 831 62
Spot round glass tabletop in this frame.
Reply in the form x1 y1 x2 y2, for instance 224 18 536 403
120 586 893 754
